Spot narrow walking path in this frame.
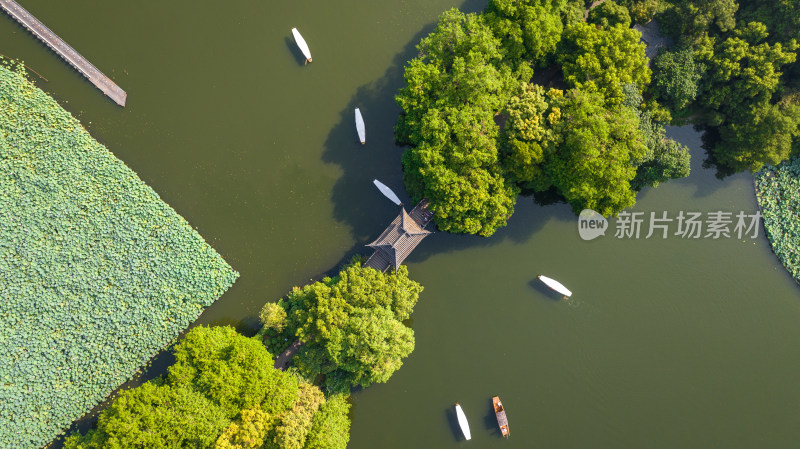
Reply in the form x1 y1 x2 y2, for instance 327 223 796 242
0 0 127 106
274 340 303 370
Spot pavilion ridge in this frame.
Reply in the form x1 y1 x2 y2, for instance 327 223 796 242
364 199 433 273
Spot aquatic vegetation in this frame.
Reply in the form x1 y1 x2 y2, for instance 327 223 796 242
754 157 800 281
0 61 238 448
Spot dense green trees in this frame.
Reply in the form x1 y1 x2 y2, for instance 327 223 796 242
501 82 687 214
393 1 695 230
695 21 798 170
616 0 662 24
484 0 567 65
647 0 800 173
559 22 651 105
63 383 230 448
273 384 325 449
395 8 530 236
215 406 272 449
587 0 631 27
660 0 738 41
65 327 351 449
651 47 705 113
622 85 691 188
303 395 351 449
260 302 288 332
278 264 422 393
545 89 648 214
737 0 800 52
500 83 562 190
167 326 298 418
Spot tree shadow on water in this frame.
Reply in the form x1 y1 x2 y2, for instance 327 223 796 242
663 124 747 200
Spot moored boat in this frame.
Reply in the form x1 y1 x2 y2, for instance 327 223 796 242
537 274 572 298
373 179 402 206
492 396 510 438
455 402 471 441
291 28 312 62
355 108 365 144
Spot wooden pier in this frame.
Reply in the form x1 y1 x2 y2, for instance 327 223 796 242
364 199 433 273
0 0 127 106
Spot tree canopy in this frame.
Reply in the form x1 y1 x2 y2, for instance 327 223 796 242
651 47 705 113
660 0 738 42
392 2 697 232
395 8 531 236
616 0 661 24
303 395 351 449
65 326 352 449
167 326 296 418
63 383 230 449
621 84 691 189
587 0 632 28
500 83 562 190
559 22 651 105
484 0 568 65
280 264 422 393
545 89 648 215
695 21 799 170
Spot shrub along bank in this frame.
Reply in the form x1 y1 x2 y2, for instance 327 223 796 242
0 61 238 448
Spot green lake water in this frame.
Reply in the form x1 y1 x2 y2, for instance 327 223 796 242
3 1 800 447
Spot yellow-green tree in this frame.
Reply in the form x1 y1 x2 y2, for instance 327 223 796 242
501 83 563 190
303 395 351 449
63 383 230 449
215 406 272 449
559 22 651 105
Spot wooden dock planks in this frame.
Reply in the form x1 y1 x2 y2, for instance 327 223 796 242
0 0 127 106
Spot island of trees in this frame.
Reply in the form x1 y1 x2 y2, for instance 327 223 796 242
395 0 799 236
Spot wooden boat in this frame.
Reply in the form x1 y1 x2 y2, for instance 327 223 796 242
291 28 312 62
373 179 402 206
355 108 365 144
492 396 510 438
537 274 572 297
455 403 471 441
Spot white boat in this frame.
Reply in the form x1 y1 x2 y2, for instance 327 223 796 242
373 179 402 206
455 403 471 441
355 108 365 144
538 275 572 297
291 28 312 62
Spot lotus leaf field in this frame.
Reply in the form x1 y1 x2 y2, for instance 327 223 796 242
754 157 800 282
0 62 239 448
